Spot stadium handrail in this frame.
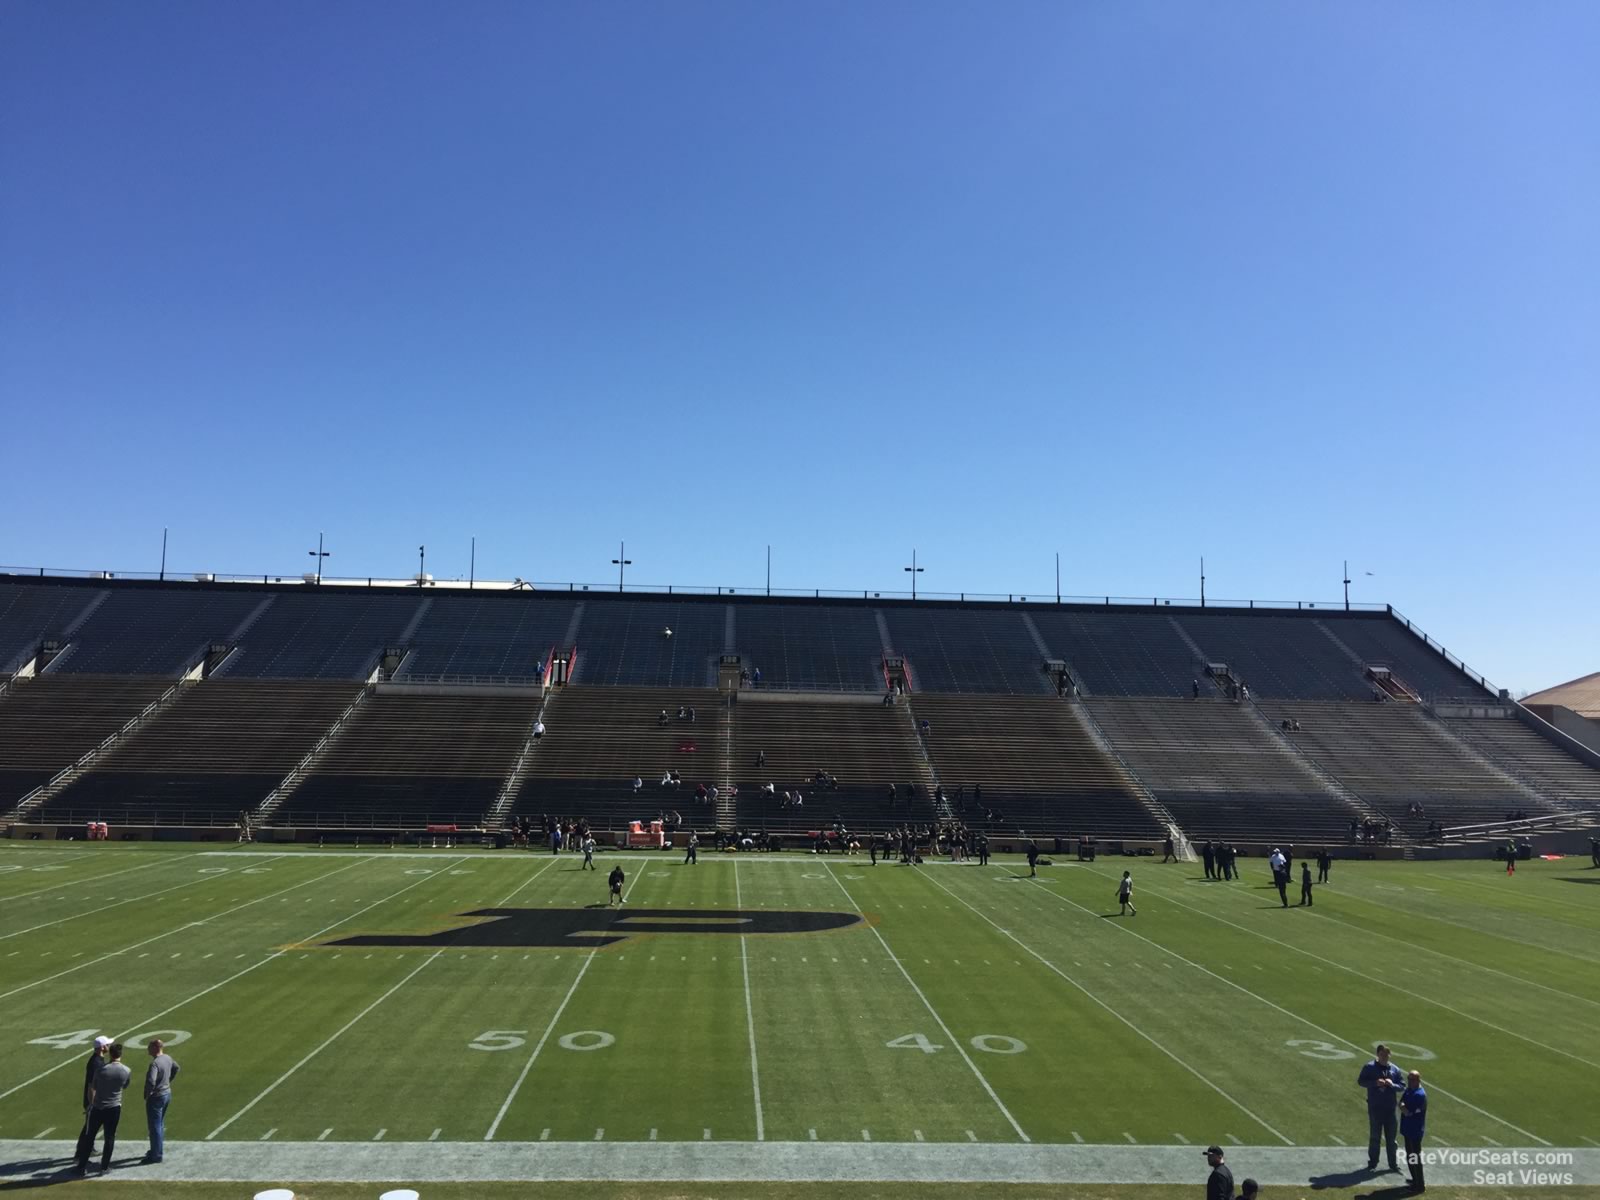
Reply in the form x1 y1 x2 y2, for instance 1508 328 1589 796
0 563 1391 614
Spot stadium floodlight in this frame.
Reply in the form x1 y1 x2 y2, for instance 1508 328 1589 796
904 549 924 600
308 533 330 585
612 541 632 592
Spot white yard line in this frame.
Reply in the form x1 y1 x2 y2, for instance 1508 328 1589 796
734 859 766 1142
0 855 229 937
208 949 447 1139
1013 870 1551 1147
0 857 465 1104
917 868 1292 1146
0 855 182 904
0 858 364 1003
1076 862 1600 1071
483 869 646 1140
824 863 1030 1144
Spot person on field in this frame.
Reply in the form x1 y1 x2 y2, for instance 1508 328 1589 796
1026 838 1039 878
608 864 626 905
684 831 698 865
1299 861 1314 907
1400 1070 1427 1192
77 1042 131 1175
1204 1145 1234 1200
1504 837 1517 875
977 833 990 866
1317 847 1332 884
143 1038 180 1164
1202 840 1216 879
1269 848 1288 907
1118 870 1137 916
75 1037 110 1164
581 833 596 870
1357 1043 1404 1172
1162 835 1176 863
1240 1180 1259 1200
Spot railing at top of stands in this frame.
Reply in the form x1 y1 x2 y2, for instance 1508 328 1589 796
385 673 545 689
1386 607 1504 700
0 563 1391 615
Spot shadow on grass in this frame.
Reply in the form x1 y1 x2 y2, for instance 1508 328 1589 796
1309 1166 1390 1190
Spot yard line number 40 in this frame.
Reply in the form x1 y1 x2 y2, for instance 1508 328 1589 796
29 1030 192 1051
467 1030 1026 1055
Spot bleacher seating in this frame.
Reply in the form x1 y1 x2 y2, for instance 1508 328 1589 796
220 593 424 679
35 680 360 825
276 690 540 827
882 608 1051 694
1443 716 1600 810
0 676 174 810
1263 701 1553 833
510 686 723 830
51 588 263 675
400 594 576 678
0 583 102 674
908 694 1163 838
1314 617 1488 699
1030 610 1198 697
729 696 935 833
574 600 726 687
1086 697 1364 843
1176 614 1371 700
733 603 883 691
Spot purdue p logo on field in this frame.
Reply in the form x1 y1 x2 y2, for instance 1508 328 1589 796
324 907 864 950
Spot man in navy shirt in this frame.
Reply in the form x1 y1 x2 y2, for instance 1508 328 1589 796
1357 1043 1405 1171
1400 1070 1427 1192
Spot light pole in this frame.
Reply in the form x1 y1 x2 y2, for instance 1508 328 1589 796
1200 556 1206 606
766 545 771 597
308 533 330 585
904 549 924 600
1055 551 1060 604
160 528 168 581
612 541 631 592
1343 559 1351 610
418 544 426 585
470 536 476 590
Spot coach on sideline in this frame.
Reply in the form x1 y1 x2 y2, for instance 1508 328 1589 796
143 1038 180 1163
1203 1144 1234 1200
1357 1044 1404 1172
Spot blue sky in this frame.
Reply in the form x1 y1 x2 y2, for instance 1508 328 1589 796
3 0 1595 693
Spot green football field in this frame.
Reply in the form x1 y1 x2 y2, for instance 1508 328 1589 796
1 840 1596 1198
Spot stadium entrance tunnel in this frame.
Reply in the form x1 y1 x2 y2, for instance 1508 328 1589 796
318 907 865 949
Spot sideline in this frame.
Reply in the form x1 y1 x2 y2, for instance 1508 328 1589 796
0 1137 1590 1186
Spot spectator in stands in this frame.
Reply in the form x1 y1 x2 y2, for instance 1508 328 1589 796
659 709 669 726
1192 679 1202 700
708 784 719 806
1240 684 1250 702
677 706 687 720
753 667 762 687
533 720 545 740
757 749 766 768
663 627 673 639
695 782 708 804
689 706 697 722
918 718 931 738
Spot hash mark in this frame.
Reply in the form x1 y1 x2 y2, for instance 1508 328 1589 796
703 1128 711 1141
32 1128 54 1139
594 1128 604 1141
649 1128 657 1141
1482 1136 1501 1146
808 1129 817 1141
540 1129 550 1141
914 1129 924 1141
1124 1132 1137 1143
1329 1135 1345 1145
373 1128 386 1141
1072 1131 1084 1143
259 1129 276 1141
429 1129 441 1141
318 1129 332 1141
861 1129 872 1142
966 1130 978 1142
1226 1134 1241 1145
1175 1133 1190 1144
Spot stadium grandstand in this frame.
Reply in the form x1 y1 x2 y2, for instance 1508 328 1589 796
2 571 1597 854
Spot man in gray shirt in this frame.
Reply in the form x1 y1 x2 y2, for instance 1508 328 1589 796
143 1037 180 1163
76 1042 131 1175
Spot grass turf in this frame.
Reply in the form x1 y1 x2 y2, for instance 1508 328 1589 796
1 840 1596 1195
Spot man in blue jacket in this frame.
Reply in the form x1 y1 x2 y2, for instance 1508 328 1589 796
1357 1044 1404 1172
1400 1070 1427 1192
